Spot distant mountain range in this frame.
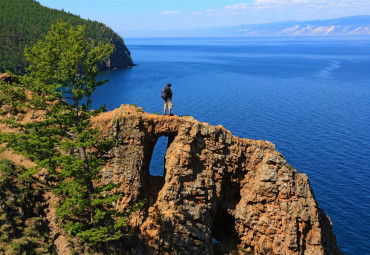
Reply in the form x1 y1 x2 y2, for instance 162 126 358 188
126 16 370 37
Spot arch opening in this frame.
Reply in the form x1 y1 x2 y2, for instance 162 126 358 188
212 182 242 254
149 136 168 177
212 206 240 254
146 135 175 207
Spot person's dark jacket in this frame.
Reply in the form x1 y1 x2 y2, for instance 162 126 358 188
164 87 172 99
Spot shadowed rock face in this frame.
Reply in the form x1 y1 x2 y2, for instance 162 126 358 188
93 105 342 255
0 73 18 84
98 35 134 70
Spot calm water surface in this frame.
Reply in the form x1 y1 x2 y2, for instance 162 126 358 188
94 37 370 254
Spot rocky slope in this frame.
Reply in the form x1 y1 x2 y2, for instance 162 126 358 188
92 105 342 254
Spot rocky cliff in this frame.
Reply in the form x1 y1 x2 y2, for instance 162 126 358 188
92 105 341 254
98 34 134 71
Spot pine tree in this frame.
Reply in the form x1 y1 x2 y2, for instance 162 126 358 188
0 21 132 248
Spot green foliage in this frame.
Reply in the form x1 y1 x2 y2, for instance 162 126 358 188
0 0 127 74
0 80 27 114
0 158 15 175
286 164 294 170
0 21 134 249
0 161 51 253
9 239 30 254
0 158 14 184
0 158 17 183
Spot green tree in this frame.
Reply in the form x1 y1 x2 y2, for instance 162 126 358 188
0 21 130 248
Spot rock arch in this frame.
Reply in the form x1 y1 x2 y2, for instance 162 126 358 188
93 105 341 255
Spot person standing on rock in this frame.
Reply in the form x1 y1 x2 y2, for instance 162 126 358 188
162 83 173 116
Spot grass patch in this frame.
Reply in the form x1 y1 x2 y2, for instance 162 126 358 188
286 164 294 170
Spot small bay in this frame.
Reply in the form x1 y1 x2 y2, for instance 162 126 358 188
94 37 370 254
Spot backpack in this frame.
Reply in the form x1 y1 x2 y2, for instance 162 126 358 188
161 88 168 100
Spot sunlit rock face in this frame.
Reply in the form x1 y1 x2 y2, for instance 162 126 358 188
93 105 342 255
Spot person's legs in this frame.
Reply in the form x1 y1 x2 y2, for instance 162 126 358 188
164 100 167 115
168 99 173 116
164 99 173 115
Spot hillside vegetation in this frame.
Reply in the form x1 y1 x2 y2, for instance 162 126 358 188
0 21 139 253
0 158 52 254
0 0 133 74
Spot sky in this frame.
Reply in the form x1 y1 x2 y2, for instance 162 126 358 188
38 0 370 37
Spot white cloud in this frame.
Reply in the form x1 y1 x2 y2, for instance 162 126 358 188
224 3 249 10
184 0 370 20
161 11 180 16
224 0 370 11
162 0 370 29
190 11 204 16
191 9 217 17
255 0 310 4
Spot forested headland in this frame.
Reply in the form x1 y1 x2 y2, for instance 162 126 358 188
0 0 133 74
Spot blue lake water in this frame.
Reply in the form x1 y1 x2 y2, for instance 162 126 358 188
94 37 370 254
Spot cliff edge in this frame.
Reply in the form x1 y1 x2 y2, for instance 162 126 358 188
97 33 134 71
92 105 342 254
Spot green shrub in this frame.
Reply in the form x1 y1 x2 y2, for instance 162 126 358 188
9 239 30 254
286 164 294 170
0 158 15 183
16 164 27 174
0 158 15 175
0 232 9 242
